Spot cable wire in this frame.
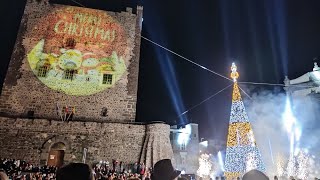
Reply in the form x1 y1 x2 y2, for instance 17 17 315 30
141 36 232 81
238 85 252 100
238 81 315 88
70 0 85 7
67 0 318 106
68 0 232 82
68 0 318 90
178 84 233 117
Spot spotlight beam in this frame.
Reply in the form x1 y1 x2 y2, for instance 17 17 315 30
141 36 232 81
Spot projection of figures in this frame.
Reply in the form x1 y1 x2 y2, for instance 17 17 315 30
27 7 127 96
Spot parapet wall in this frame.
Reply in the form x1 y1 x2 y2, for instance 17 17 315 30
0 117 173 166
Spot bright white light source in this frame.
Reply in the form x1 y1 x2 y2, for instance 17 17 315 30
218 151 225 172
312 71 320 80
181 170 186 175
295 127 302 142
290 133 295 156
294 147 300 156
282 97 296 134
197 154 212 178
200 140 208 147
177 124 191 145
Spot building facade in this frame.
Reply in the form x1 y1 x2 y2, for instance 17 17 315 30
170 123 199 174
284 62 320 97
0 0 173 168
199 139 226 156
0 0 141 122
284 62 320 118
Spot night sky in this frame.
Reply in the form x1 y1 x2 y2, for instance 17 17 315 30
1 0 320 140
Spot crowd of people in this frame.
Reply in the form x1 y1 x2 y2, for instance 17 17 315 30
92 160 151 180
0 158 174 180
1 158 319 180
0 158 56 179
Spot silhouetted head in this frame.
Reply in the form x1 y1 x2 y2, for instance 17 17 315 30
151 159 181 180
242 170 268 180
56 163 93 180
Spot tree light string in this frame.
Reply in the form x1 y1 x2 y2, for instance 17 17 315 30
225 64 265 179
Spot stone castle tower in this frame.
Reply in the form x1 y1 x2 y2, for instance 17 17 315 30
0 0 173 167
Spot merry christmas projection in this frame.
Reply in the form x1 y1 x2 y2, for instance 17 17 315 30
224 63 265 179
27 7 127 96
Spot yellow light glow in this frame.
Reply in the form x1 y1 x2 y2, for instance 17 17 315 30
231 62 239 82
232 83 242 103
224 172 241 180
224 63 266 179
226 122 256 147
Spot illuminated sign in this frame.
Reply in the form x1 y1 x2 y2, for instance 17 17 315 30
27 7 127 96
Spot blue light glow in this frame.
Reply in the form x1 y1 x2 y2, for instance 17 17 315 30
282 96 296 134
218 151 225 172
268 137 275 164
282 95 303 158
150 31 187 124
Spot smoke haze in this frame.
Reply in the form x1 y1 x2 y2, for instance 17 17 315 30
245 89 320 176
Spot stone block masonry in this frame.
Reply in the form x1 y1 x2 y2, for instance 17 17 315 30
0 0 142 122
0 0 175 167
0 117 173 166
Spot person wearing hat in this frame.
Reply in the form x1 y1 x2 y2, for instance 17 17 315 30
56 163 93 180
151 159 181 180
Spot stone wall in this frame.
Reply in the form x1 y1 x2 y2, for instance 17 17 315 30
0 0 143 122
0 117 173 167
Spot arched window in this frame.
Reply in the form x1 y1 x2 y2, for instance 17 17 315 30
63 61 78 80
37 65 49 77
36 59 51 77
64 69 77 80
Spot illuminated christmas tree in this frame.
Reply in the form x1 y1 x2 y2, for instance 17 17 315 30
224 63 266 179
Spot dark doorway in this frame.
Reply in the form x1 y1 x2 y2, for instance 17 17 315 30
47 142 66 167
